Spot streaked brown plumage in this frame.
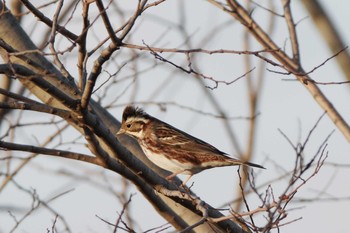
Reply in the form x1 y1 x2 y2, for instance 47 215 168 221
116 105 264 186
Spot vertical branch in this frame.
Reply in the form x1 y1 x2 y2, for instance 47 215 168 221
301 0 350 82
282 0 300 65
48 0 71 79
235 1 276 211
234 1 255 211
77 1 90 91
95 0 122 45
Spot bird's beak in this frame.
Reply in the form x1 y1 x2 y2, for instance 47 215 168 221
116 127 125 136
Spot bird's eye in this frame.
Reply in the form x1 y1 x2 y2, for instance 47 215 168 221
126 123 131 128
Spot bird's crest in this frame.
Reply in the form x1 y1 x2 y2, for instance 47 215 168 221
122 105 148 121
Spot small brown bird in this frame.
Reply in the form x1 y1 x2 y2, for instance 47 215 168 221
116 106 264 186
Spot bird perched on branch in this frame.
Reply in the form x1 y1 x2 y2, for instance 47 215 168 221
116 105 264 186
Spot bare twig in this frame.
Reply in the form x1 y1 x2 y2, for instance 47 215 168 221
113 194 134 233
0 140 102 166
19 0 78 41
95 0 122 46
146 42 255 89
208 0 350 142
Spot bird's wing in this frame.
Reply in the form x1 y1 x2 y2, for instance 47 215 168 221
152 120 265 169
154 121 227 155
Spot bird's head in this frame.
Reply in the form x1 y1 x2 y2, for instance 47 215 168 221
116 105 150 139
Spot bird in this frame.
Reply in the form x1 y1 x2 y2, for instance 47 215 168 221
116 105 264 186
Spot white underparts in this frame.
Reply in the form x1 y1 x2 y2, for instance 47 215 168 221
141 146 193 175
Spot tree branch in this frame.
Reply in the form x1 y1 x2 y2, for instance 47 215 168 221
207 0 350 143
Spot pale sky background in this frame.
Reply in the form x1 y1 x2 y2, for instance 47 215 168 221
1 0 350 232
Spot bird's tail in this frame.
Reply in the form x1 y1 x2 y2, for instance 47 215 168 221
243 161 265 169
